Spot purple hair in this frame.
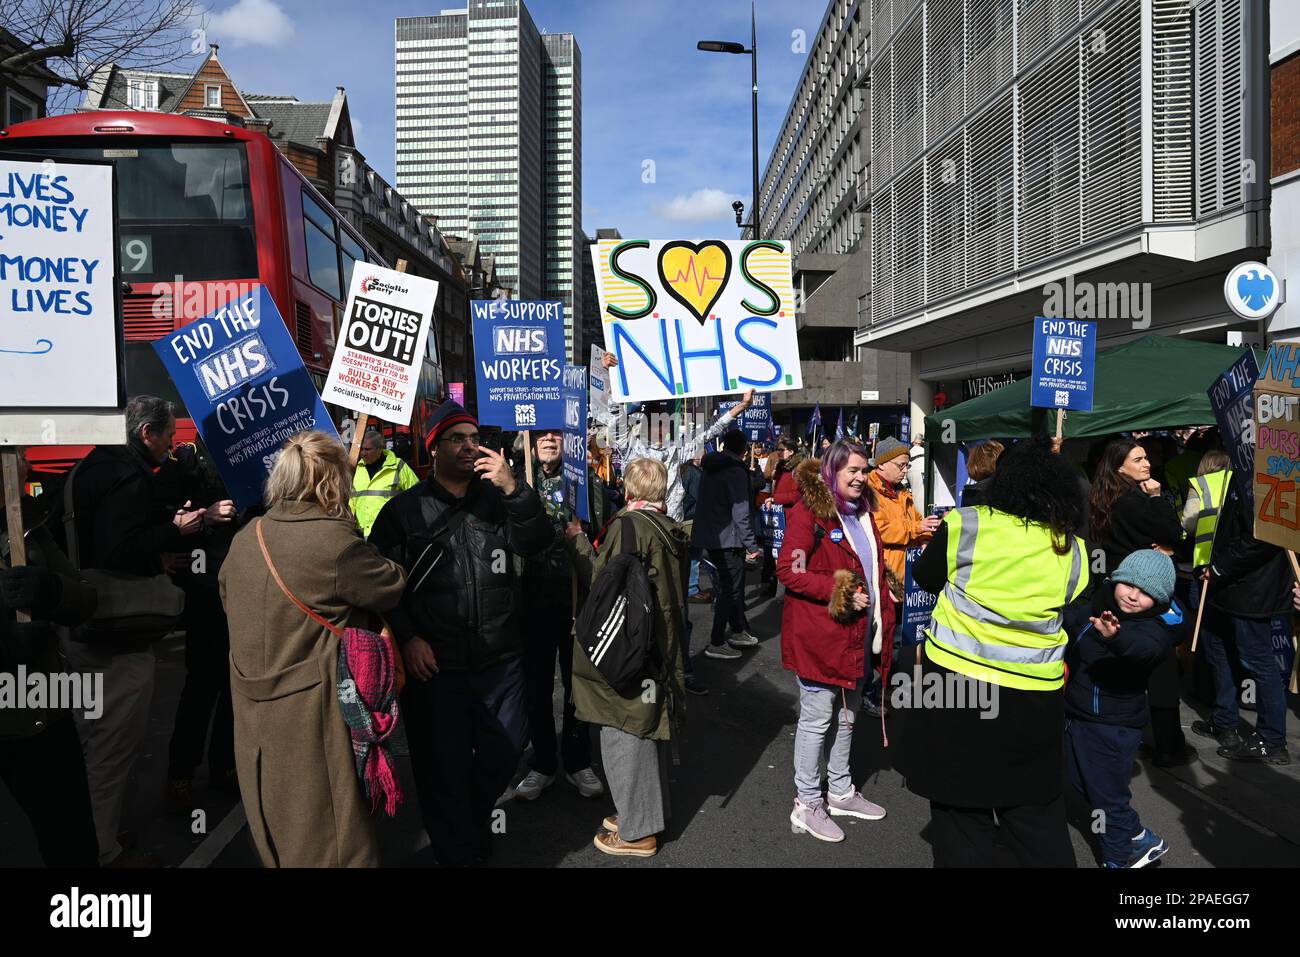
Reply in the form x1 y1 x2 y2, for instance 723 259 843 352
821 439 875 516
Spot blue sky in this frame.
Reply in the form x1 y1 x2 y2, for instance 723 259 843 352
179 0 822 238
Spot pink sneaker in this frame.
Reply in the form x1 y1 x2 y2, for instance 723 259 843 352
827 789 887 820
790 799 845 842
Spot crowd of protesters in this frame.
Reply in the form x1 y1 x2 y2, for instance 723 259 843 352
0 389 1294 870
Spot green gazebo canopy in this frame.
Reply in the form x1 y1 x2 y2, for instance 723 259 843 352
923 336 1255 442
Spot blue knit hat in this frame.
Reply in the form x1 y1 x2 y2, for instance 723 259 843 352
1112 550 1175 605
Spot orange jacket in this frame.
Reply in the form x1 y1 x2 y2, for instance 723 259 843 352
867 469 932 589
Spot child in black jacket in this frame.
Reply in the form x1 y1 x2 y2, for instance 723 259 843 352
1064 550 1181 868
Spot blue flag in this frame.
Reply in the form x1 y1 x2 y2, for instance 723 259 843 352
807 403 822 437
835 408 845 441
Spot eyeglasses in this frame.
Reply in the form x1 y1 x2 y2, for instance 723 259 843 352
440 432 481 448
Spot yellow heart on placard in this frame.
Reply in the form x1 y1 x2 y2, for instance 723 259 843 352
657 241 733 324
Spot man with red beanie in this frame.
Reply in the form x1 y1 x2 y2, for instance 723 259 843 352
369 400 552 866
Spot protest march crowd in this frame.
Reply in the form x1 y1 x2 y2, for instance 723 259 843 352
1 344 1294 869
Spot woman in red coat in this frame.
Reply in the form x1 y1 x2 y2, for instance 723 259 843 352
777 440 896 844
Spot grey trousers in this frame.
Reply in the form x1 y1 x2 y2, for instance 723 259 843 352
61 638 156 865
599 726 672 843
794 675 861 805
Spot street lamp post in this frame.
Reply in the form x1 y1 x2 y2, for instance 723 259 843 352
698 2 761 240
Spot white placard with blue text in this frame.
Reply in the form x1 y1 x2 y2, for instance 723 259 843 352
1 157 121 412
471 300 567 429
1030 318 1097 412
591 239 802 404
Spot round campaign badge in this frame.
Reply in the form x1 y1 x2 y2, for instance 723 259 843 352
829 528 844 543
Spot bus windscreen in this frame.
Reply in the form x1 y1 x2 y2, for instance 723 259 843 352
0 140 258 284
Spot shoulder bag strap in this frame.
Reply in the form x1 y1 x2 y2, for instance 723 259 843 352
256 519 345 638
619 513 640 557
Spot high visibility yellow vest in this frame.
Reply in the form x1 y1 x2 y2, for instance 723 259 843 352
351 450 419 537
1190 469 1231 567
925 506 1088 692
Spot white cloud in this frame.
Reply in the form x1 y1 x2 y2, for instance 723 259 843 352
205 0 294 48
656 188 744 222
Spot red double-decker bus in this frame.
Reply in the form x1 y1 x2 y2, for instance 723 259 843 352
0 110 443 486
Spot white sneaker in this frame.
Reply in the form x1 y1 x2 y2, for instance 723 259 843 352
727 630 759 648
494 786 516 808
705 642 742 660
565 767 605 798
514 770 555 801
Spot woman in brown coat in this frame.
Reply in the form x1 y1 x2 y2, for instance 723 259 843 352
219 432 406 867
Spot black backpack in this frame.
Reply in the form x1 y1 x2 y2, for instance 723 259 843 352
576 514 660 698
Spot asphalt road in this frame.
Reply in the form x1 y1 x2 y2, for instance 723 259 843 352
5 578 1300 868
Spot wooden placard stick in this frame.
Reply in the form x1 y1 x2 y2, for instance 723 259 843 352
2 449 30 623
523 431 534 488
347 260 409 469
1189 575 1210 653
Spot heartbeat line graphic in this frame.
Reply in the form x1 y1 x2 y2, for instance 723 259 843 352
667 258 724 296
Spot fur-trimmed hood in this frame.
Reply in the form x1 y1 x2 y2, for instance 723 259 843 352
794 458 835 520
794 457 876 520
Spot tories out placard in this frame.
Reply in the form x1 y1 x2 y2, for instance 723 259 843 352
590 239 802 404
0 157 122 413
322 265 439 425
471 300 567 429
153 286 338 508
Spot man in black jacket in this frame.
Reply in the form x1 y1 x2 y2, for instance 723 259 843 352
512 428 608 802
61 396 234 865
369 402 552 866
1193 471 1292 765
1 451 99 867
690 430 762 660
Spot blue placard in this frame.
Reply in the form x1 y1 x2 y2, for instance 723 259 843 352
901 546 939 646
716 391 772 441
759 500 786 558
153 286 339 509
562 364 589 522
471 300 566 430
1207 349 1259 480
1030 318 1097 412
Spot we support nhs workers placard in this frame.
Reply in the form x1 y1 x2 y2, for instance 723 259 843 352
472 300 566 429
901 547 938 646
1030 318 1097 412
154 286 338 509
562 364 589 522
590 239 803 404
1 157 121 410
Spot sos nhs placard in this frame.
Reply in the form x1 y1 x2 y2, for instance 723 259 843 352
471 299 567 429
